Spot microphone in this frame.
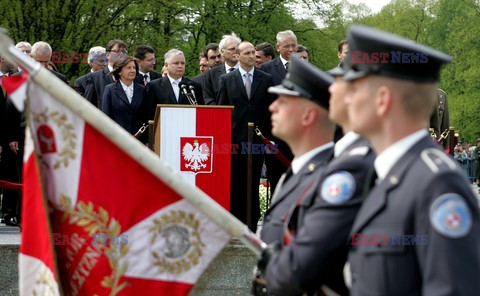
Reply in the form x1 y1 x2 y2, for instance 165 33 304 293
179 82 195 105
188 84 198 105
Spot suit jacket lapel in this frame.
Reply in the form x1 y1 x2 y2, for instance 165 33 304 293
250 69 262 98
104 67 114 84
114 82 130 106
234 71 249 100
162 77 177 104
350 136 433 233
275 58 286 78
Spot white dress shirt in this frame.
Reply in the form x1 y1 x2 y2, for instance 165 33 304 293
238 66 254 85
291 142 334 174
334 132 361 158
167 74 182 102
225 62 239 73
119 80 134 103
374 129 429 180
279 55 289 70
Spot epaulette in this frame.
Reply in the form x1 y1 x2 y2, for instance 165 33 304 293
420 148 458 174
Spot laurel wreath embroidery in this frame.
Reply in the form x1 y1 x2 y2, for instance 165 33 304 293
32 108 76 169
33 270 56 296
60 195 129 296
149 210 205 274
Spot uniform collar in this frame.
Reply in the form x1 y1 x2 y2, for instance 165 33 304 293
334 131 360 157
291 142 334 174
374 129 428 180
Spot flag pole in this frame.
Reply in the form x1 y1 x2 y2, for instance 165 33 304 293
0 29 267 256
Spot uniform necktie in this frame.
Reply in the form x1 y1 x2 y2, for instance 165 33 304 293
229 67 235 73
285 62 289 71
270 167 293 204
244 73 252 99
362 167 378 198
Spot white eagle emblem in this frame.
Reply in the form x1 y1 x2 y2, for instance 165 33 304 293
182 140 210 171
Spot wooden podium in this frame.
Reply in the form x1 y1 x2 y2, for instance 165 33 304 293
153 105 233 210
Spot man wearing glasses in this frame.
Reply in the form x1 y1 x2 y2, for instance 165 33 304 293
85 39 128 108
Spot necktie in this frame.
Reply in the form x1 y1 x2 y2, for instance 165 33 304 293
270 167 293 204
143 74 149 86
229 67 235 73
172 81 180 102
244 73 252 99
362 167 378 198
285 62 289 71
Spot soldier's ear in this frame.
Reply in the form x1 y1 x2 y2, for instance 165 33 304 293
375 85 393 117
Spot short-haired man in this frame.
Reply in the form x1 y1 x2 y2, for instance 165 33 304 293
74 46 107 97
192 43 223 104
296 44 309 61
337 39 348 66
217 41 273 231
255 42 275 67
260 30 298 202
15 41 31 55
344 25 480 295
204 33 241 105
255 57 375 296
133 45 161 86
85 39 127 108
198 53 209 74
146 49 204 118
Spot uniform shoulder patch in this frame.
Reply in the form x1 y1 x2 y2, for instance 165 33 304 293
421 148 458 174
348 146 369 156
321 171 356 204
430 193 472 238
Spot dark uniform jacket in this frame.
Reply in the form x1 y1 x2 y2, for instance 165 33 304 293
74 72 91 97
260 145 333 245
349 135 480 296
264 137 374 296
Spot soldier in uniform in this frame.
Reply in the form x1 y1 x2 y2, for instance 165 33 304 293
429 88 450 148
254 56 375 295
344 25 480 295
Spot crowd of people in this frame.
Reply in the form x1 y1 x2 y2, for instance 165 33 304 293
1 24 480 295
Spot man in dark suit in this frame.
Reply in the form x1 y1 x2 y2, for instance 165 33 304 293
260 31 298 200
193 43 223 105
146 49 204 119
217 41 273 231
345 25 480 295
133 45 161 86
74 46 107 97
204 34 241 105
256 61 374 296
85 39 127 108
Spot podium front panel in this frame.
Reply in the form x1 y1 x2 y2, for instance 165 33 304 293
156 106 232 210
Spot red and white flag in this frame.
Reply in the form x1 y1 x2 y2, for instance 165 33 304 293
158 107 231 210
2 72 28 111
19 79 231 295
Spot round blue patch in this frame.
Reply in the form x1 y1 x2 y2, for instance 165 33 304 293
430 193 472 238
321 171 356 204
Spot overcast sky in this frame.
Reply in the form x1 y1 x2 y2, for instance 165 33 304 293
349 0 392 13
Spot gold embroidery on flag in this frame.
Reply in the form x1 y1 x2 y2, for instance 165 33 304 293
149 210 205 274
60 196 130 295
32 109 77 169
33 269 57 296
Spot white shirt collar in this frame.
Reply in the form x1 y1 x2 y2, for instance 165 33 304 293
238 66 254 77
119 79 133 92
167 74 182 85
291 142 334 174
225 62 239 73
279 55 289 68
108 65 113 72
374 129 429 180
139 71 149 76
334 132 360 158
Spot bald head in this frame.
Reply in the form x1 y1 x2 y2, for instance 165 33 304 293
236 42 256 71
